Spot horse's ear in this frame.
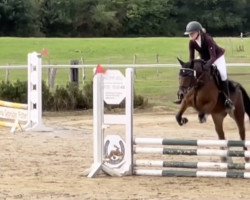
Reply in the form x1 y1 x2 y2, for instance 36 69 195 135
177 57 184 67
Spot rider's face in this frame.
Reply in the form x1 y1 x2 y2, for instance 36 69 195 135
189 32 199 41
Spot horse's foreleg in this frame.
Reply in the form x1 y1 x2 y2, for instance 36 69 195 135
176 100 189 126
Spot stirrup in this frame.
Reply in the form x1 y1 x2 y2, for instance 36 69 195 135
225 99 235 110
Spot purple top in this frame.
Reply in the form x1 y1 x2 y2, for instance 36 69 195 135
189 33 225 66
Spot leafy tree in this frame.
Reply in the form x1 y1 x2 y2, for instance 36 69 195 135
174 0 248 36
39 0 77 37
0 0 40 36
91 1 121 36
74 0 122 36
124 0 177 36
0 0 250 37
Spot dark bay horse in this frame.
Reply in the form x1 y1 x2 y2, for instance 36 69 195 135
175 58 250 162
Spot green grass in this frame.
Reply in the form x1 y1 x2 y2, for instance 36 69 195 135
1 37 250 108
2 37 250 65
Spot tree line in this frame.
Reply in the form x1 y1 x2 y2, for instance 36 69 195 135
0 0 250 37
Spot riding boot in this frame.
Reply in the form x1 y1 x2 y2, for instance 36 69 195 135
221 80 235 110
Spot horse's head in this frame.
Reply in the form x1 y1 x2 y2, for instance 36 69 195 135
176 58 206 102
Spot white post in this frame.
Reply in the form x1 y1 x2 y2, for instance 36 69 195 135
88 73 104 177
25 52 50 132
124 68 134 175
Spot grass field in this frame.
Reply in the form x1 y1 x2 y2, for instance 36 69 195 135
0 37 250 108
1 37 250 65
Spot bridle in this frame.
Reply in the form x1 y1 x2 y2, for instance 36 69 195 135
178 61 207 100
178 68 197 99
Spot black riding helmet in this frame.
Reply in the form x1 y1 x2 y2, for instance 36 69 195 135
184 21 203 35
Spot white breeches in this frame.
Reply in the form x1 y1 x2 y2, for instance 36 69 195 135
213 55 227 81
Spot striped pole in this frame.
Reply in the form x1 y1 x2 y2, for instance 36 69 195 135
134 138 250 147
134 169 250 179
135 160 250 170
0 121 13 127
0 100 27 109
134 147 250 157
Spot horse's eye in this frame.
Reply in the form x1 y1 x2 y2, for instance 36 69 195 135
180 69 186 75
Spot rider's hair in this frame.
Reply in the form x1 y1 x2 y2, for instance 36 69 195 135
201 28 206 33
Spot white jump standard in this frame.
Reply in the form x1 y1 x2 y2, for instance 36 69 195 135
0 52 49 132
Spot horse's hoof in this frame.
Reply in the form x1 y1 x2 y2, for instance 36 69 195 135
199 116 206 123
176 115 188 126
198 113 206 123
181 117 188 125
176 115 181 126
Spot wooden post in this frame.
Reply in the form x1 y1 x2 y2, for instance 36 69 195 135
70 60 79 86
5 67 10 82
49 68 57 90
133 54 137 77
80 57 86 84
48 68 51 88
156 54 159 76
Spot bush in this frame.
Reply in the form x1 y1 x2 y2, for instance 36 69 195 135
134 93 148 108
0 80 27 103
82 81 93 109
42 81 54 111
0 80 147 111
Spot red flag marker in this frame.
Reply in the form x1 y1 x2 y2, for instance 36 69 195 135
95 64 105 74
41 48 49 57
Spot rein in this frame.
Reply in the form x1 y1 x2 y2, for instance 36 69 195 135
179 67 208 109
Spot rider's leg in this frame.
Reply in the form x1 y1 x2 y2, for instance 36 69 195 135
213 55 235 110
221 80 235 110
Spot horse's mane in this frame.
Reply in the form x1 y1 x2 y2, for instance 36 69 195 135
192 59 206 66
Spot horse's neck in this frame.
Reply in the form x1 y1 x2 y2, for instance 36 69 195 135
196 72 218 90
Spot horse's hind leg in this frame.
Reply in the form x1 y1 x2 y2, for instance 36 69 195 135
211 113 232 163
233 102 249 162
198 112 207 123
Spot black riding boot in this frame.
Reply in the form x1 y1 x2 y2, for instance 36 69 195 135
221 80 235 110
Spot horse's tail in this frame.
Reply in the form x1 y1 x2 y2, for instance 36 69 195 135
239 85 250 118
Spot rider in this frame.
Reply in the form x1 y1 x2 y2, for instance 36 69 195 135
184 21 234 110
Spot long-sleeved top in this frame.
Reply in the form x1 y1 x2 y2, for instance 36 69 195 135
189 33 225 66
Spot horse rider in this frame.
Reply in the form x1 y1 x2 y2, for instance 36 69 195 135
184 21 235 111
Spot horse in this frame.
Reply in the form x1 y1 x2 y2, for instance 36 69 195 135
175 58 250 162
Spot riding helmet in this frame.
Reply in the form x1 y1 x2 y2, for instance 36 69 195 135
184 21 203 35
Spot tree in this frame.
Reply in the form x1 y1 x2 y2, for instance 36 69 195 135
0 0 40 36
39 0 77 37
174 0 247 36
124 0 177 36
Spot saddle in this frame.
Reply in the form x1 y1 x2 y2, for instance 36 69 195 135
210 65 236 93
210 65 222 88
